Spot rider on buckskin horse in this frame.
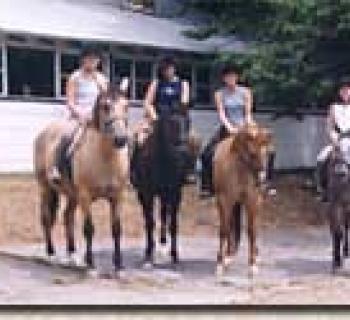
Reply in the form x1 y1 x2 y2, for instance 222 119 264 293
315 80 350 201
48 46 126 182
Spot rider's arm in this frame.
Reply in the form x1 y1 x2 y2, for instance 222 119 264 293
144 80 158 121
214 90 236 134
95 72 109 93
180 80 190 114
66 73 80 119
327 104 339 145
244 87 254 125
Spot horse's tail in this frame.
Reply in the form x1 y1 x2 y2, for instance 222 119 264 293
230 203 242 254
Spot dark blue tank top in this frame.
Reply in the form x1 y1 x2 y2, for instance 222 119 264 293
155 78 182 115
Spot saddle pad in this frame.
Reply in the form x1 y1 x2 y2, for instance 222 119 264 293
339 137 350 164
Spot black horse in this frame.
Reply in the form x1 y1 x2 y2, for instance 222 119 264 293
327 141 350 271
131 114 189 266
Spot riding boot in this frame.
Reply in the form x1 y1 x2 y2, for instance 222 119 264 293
315 158 329 202
265 151 277 196
52 135 74 182
200 126 227 195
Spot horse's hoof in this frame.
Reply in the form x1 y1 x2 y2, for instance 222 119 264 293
86 268 99 279
159 244 169 257
142 261 154 270
248 264 259 277
46 254 58 265
223 256 234 267
66 253 81 267
216 264 225 278
255 255 262 265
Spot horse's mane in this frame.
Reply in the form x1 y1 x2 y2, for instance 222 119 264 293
230 124 272 156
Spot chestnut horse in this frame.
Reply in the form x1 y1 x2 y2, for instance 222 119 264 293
131 114 189 267
34 90 129 272
213 123 272 276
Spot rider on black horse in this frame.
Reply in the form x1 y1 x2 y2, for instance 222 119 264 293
130 57 191 187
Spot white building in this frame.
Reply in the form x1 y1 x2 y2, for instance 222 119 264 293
0 0 327 172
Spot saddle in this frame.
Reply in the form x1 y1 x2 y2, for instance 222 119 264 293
333 130 350 175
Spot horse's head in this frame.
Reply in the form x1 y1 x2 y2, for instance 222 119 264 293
233 123 273 175
93 89 128 148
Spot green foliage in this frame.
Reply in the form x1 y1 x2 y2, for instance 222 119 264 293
187 0 350 109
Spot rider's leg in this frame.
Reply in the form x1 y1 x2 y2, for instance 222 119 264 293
200 126 228 194
265 150 277 196
315 145 333 200
49 122 80 182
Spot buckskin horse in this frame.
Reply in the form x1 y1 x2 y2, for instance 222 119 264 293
213 123 272 276
34 90 129 272
131 114 189 267
326 135 350 272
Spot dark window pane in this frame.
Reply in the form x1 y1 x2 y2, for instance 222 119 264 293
196 64 211 85
112 58 132 80
196 85 211 105
8 47 54 97
61 54 79 96
135 60 152 79
178 63 192 82
135 80 150 100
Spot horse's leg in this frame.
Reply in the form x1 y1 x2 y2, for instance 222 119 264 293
139 192 155 266
110 199 123 271
246 198 259 275
40 187 58 258
169 187 181 265
330 203 343 271
63 197 77 260
160 198 167 246
80 198 95 268
215 196 230 277
343 211 349 258
226 202 241 264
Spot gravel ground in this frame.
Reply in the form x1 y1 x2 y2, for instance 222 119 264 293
0 174 343 305
0 227 348 305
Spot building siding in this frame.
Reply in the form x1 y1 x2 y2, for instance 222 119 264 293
0 100 327 173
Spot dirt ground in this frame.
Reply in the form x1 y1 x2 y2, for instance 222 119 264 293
0 173 341 305
0 173 326 246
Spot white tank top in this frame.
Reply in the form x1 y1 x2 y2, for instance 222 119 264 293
334 103 350 133
71 70 106 116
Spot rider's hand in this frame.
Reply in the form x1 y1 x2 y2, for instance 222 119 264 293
227 125 239 135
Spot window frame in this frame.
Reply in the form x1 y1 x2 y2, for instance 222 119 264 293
0 39 6 96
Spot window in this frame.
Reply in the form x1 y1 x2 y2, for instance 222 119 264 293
60 53 80 96
7 47 54 97
135 60 153 100
195 63 212 105
111 57 133 96
178 62 192 83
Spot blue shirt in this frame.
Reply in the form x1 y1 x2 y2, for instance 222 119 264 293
221 85 246 126
155 78 182 116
